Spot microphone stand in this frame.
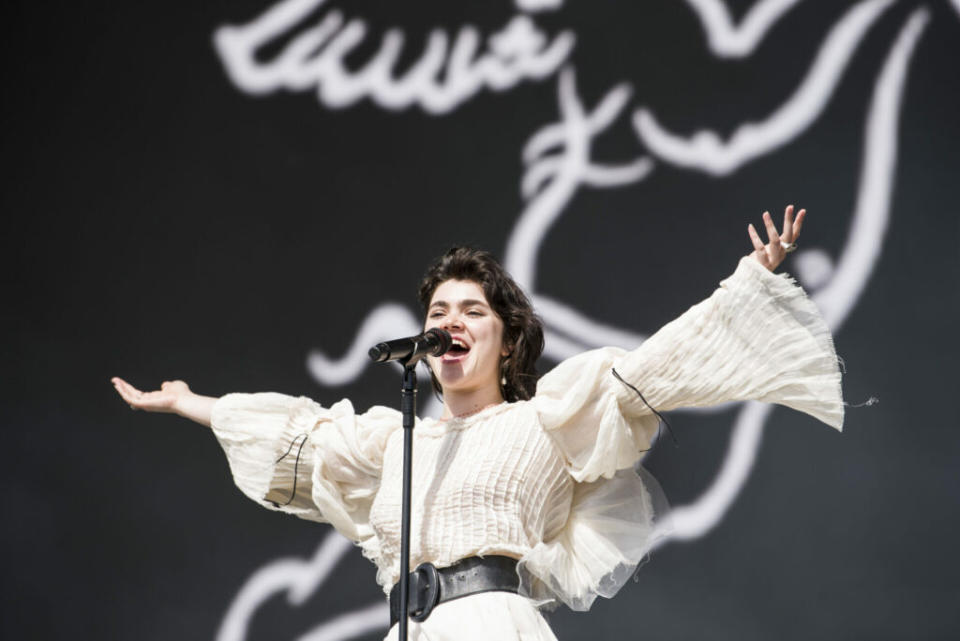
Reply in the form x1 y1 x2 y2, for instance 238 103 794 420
368 329 450 641
397 356 418 641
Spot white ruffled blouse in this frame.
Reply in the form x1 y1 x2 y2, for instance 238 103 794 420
210 257 843 612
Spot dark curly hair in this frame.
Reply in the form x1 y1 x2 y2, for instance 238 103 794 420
418 246 544 402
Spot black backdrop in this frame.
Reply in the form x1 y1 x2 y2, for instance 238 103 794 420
4 1 959 640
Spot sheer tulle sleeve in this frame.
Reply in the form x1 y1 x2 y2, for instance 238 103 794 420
210 393 400 546
524 256 844 610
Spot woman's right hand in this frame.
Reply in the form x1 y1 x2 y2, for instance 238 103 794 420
112 377 217 426
112 377 192 414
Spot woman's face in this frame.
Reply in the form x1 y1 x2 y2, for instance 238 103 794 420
424 279 507 397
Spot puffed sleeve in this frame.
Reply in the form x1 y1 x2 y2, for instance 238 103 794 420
522 257 844 610
535 256 844 482
210 393 400 546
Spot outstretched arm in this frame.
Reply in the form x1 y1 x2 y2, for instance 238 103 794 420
111 377 216 427
747 204 805 271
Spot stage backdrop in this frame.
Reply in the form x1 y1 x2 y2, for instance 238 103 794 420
4 1 959 640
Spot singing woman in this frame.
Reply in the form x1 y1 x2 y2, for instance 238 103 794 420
112 206 842 641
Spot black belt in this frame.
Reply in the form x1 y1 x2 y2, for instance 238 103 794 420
389 555 520 626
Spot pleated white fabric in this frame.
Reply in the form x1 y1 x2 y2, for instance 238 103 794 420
210 257 844 627
383 592 558 641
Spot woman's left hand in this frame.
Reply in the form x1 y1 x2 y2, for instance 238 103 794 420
747 204 806 271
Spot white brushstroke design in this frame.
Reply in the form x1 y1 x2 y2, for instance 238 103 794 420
684 0 805 57
307 304 421 386
633 0 895 175
515 0 564 12
666 6 931 541
216 531 387 641
296 602 389 641
813 6 930 327
210 1 939 637
506 70 653 287
793 248 835 290
536 295 648 350
213 0 574 115
505 70 656 359
665 402 770 540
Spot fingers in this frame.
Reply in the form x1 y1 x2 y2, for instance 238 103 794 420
112 377 157 408
782 205 794 241
747 224 765 252
112 377 143 409
113 377 140 400
792 208 806 240
748 205 805 271
762 211 781 245
112 376 186 414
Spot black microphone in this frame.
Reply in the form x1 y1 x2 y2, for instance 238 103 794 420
368 328 452 364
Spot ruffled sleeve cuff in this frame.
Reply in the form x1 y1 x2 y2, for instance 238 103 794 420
537 257 843 483
613 256 844 429
211 393 400 544
211 392 326 519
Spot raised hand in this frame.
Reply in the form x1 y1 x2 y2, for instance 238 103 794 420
747 205 806 271
112 377 191 414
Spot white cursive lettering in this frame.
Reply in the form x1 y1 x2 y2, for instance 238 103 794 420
213 0 575 114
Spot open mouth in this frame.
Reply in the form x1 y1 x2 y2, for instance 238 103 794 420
444 338 471 358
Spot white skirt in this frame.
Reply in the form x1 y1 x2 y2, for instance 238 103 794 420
384 592 558 641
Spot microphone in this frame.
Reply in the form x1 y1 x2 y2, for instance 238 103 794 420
368 328 452 364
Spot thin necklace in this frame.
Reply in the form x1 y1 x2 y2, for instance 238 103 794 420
439 401 501 422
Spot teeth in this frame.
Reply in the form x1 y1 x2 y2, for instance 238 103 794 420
451 339 468 348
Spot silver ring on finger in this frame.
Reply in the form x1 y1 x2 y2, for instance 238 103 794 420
780 240 797 253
